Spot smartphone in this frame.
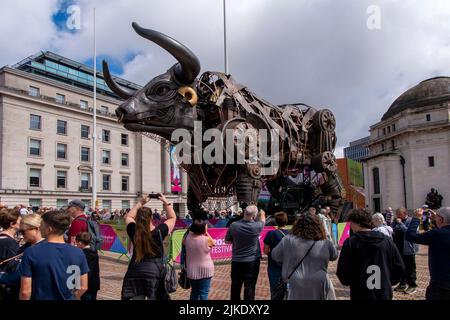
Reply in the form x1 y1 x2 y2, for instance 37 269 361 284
148 192 161 199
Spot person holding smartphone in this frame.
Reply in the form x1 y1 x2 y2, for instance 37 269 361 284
121 193 176 300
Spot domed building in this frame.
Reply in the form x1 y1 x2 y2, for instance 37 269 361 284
362 76 450 212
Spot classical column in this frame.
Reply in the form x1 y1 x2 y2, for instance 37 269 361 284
181 169 188 195
163 142 171 194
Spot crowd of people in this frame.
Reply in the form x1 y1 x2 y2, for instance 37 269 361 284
1 196 449 301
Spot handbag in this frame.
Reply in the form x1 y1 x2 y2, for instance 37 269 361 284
158 230 178 293
178 231 191 289
271 241 316 300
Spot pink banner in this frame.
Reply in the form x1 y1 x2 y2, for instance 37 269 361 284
338 222 351 246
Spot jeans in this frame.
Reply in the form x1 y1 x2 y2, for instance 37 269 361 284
189 277 212 300
400 255 417 287
231 259 260 300
267 264 282 296
426 284 450 300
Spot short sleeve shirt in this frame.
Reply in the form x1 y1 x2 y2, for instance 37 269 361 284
18 241 89 300
225 220 264 262
263 229 289 267
68 215 88 239
127 222 169 261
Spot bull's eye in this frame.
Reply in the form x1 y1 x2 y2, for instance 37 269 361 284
146 82 176 101
156 85 170 96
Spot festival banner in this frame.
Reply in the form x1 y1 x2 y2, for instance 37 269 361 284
338 222 351 246
170 226 276 262
99 224 129 255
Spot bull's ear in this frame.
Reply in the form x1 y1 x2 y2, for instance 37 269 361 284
132 22 200 84
102 60 136 99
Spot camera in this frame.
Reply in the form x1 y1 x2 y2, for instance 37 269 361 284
148 192 162 199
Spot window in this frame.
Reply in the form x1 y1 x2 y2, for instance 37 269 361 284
80 100 88 110
103 200 112 210
387 126 391 134
103 174 111 190
29 168 41 187
382 128 386 135
81 199 91 211
56 170 67 188
30 114 41 130
121 153 129 167
121 176 129 191
56 93 65 104
426 114 431 121
381 143 385 152
391 140 395 150
102 150 111 164
56 199 68 208
121 133 128 146
81 147 90 162
102 130 110 143
100 106 109 115
57 143 67 160
81 125 90 139
80 173 90 190
373 167 380 194
29 86 40 97
57 120 67 135
428 156 435 167
29 139 41 156
373 197 381 214
122 200 130 209
29 198 42 208
392 123 396 131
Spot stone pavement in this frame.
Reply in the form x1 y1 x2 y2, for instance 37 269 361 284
98 246 429 300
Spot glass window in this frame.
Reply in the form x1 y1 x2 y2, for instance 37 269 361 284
29 198 42 208
29 86 40 97
373 197 381 213
102 150 110 164
56 199 68 208
81 199 91 211
100 106 109 115
81 173 90 190
102 130 110 143
58 64 69 73
29 168 41 187
102 200 112 210
81 147 90 162
121 133 128 146
103 174 111 190
29 139 41 156
81 125 90 139
30 114 41 130
121 176 129 191
57 170 67 188
57 120 67 135
121 153 129 167
392 123 396 131
80 100 88 110
373 167 380 194
428 156 435 167
56 93 65 104
382 128 386 135
68 68 78 76
426 114 431 121
121 200 130 209
57 143 67 159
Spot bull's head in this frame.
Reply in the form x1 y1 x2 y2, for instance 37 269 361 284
103 23 200 140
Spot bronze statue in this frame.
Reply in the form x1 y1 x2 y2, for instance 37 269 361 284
425 188 443 209
103 23 344 218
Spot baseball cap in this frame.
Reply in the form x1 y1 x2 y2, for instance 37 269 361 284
67 199 86 210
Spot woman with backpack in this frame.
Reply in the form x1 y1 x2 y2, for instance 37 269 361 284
263 212 290 298
271 213 338 300
121 194 176 300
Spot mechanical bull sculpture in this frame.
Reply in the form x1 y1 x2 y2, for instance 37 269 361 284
103 22 344 219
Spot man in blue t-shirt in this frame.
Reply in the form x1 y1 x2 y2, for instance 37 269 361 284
19 210 89 300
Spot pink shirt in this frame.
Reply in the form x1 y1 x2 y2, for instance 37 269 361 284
184 232 214 280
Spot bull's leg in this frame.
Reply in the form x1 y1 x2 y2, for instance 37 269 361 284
320 172 344 222
235 172 262 210
187 183 208 220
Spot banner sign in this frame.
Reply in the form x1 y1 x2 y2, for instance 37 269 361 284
338 222 351 246
170 226 276 262
99 224 128 254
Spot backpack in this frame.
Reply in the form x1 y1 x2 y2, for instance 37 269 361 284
78 217 103 251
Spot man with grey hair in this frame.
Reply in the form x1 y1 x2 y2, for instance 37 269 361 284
372 213 393 238
225 205 266 300
406 207 450 300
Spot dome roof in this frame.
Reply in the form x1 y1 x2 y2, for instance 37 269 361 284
382 76 450 120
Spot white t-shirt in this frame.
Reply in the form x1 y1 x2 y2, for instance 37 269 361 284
20 208 28 216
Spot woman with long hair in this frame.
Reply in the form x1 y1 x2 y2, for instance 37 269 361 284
121 194 176 300
271 213 338 300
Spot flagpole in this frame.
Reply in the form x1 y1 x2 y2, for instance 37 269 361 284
92 7 98 211
223 0 228 74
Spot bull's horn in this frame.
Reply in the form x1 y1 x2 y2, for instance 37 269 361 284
102 60 136 100
132 22 200 84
